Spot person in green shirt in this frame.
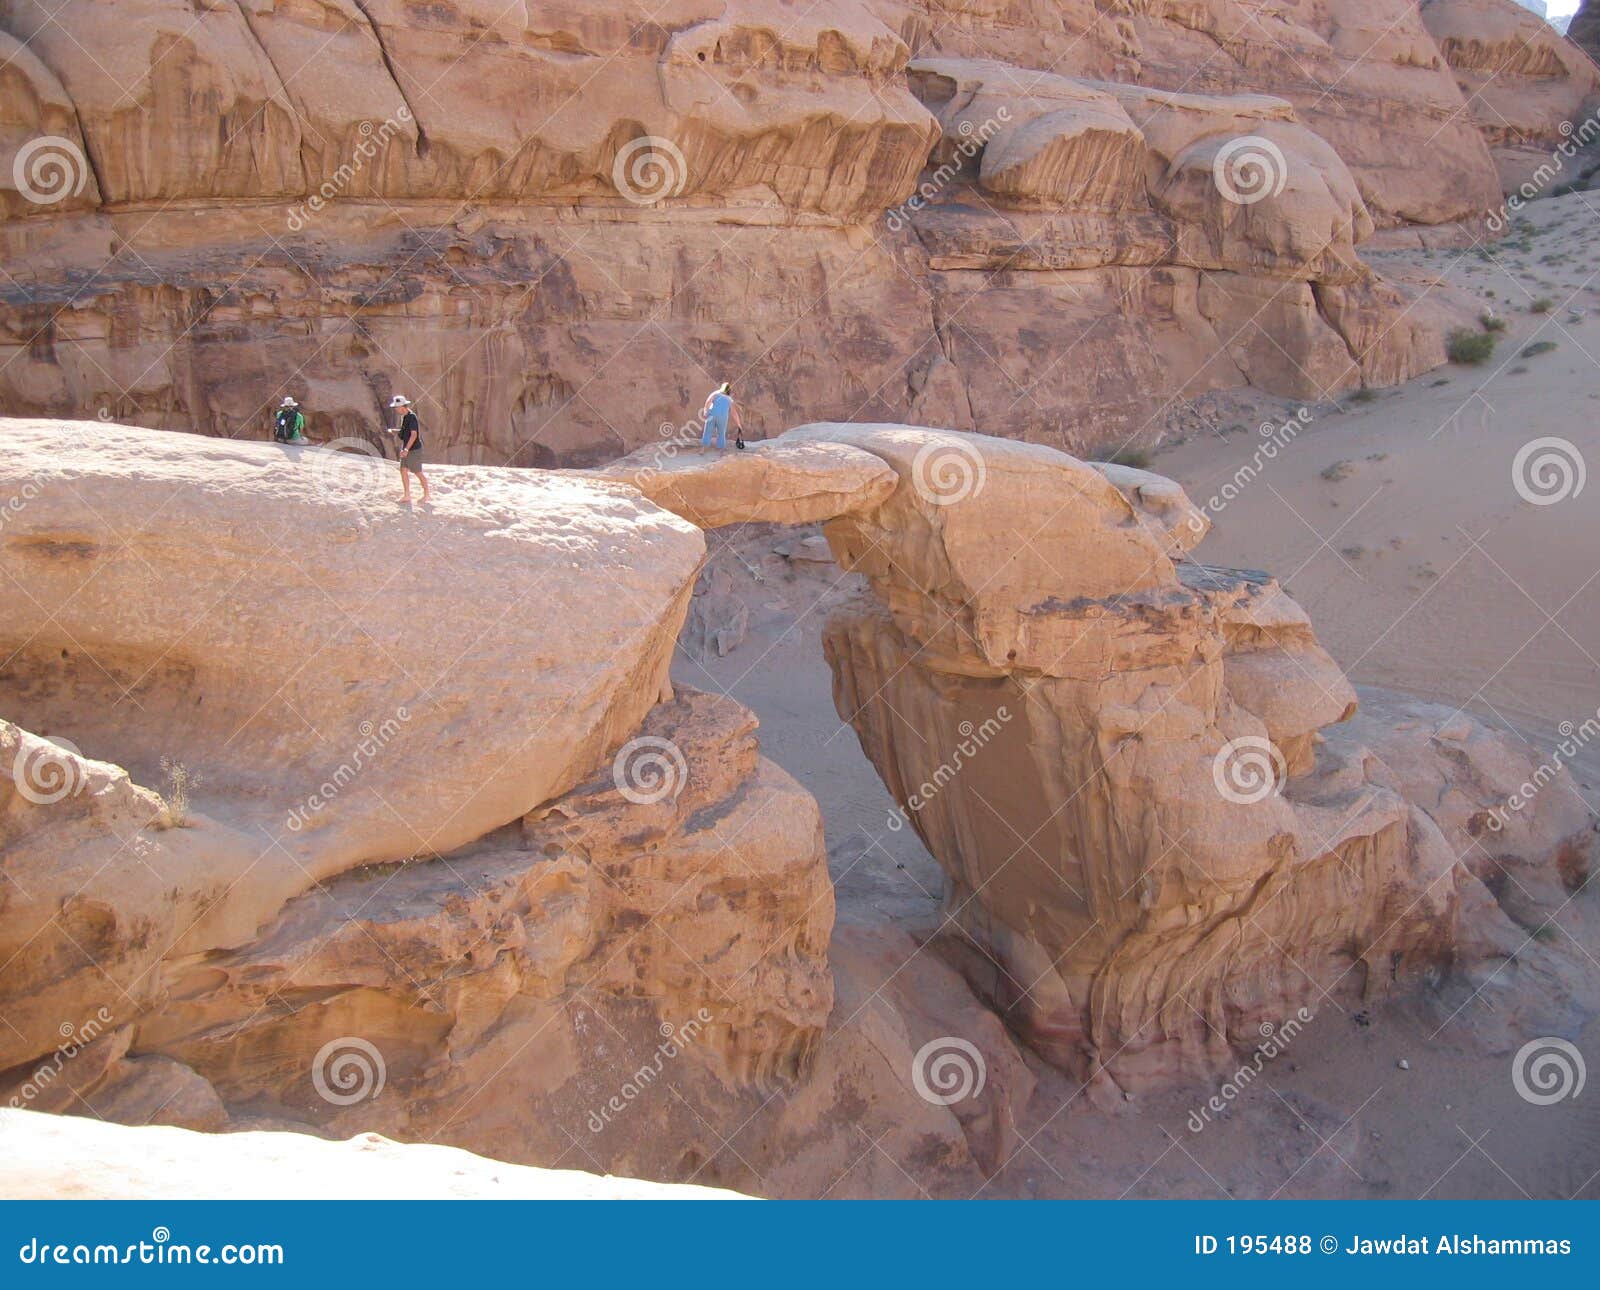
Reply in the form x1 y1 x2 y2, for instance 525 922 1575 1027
273 397 306 443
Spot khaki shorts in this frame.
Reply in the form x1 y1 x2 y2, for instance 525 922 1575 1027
400 449 424 473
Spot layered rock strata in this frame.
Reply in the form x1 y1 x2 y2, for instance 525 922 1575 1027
1 0 1588 461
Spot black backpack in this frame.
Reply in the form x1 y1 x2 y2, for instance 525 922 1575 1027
274 409 296 441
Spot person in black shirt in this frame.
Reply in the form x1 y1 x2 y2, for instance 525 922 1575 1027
386 394 432 503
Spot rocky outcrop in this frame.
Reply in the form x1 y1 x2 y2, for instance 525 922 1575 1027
1421 0 1600 192
0 420 706 1070
626 422 1591 1090
0 1109 744 1199
0 0 1587 463
3 418 1592 1192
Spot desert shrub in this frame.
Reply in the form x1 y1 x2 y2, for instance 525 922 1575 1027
1478 311 1506 332
1529 296 1554 314
1348 387 1378 404
1521 340 1558 358
160 758 200 827
1445 329 1495 364
1104 447 1151 469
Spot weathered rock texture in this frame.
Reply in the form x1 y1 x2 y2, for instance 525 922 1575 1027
617 422 1593 1090
2 419 1591 1192
1421 0 1600 192
0 0 1590 462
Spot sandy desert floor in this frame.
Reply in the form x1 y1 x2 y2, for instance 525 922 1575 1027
666 190 1600 1199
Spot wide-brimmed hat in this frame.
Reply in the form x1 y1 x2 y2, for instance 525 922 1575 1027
388 394 412 408
279 397 299 408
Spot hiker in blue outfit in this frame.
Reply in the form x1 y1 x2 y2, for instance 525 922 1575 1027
699 381 744 451
273 397 306 443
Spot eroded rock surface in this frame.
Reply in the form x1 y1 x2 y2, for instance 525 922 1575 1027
0 0 1584 460
3 419 1592 1194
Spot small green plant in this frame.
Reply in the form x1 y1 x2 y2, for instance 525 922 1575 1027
160 757 199 827
1529 296 1554 314
1478 311 1506 332
1520 340 1558 358
1321 460 1355 482
1445 328 1495 364
1348 387 1379 404
1104 447 1151 470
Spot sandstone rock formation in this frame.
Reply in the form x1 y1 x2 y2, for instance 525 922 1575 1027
0 1108 744 1199
0 420 704 1070
604 421 1593 1090
0 0 1587 463
1421 0 1600 192
2 418 1591 1192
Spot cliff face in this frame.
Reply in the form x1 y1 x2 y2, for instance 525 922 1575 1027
0 0 1593 465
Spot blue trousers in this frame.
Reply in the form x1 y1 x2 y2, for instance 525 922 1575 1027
700 413 728 449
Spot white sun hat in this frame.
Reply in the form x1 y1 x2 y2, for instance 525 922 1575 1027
388 394 412 408
279 396 298 407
